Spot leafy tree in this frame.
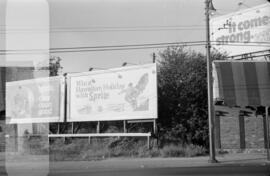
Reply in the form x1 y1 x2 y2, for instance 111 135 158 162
49 55 63 134
157 46 225 147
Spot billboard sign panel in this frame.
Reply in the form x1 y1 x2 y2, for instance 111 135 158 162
213 61 270 106
67 63 157 122
210 3 270 56
6 76 65 124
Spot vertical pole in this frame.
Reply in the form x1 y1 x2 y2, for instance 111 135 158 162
123 120 127 133
57 123 60 134
266 107 270 161
147 136 150 149
97 121 100 133
153 119 157 134
71 122 74 134
205 0 217 163
215 115 221 149
238 112 246 150
263 114 268 149
153 119 158 148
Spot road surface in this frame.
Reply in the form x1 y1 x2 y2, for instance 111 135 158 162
48 165 270 176
1 153 270 176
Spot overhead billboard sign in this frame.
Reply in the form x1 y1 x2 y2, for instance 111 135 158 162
210 3 270 57
6 76 65 124
213 61 270 107
67 63 157 122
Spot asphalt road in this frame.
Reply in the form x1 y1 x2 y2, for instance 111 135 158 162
47 165 270 176
1 163 270 176
1 153 270 176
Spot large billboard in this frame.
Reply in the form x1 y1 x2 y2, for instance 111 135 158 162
213 61 270 107
6 76 65 124
67 63 157 122
210 3 270 57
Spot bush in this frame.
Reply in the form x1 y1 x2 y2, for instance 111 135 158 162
23 136 49 155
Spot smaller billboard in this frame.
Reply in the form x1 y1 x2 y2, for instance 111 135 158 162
213 61 270 107
67 63 157 122
6 76 65 124
210 3 270 57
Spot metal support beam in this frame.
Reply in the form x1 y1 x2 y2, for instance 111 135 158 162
71 122 74 134
57 123 60 134
215 115 221 149
97 121 100 133
153 119 157 134
239 114 246 150
266 107 270 161
127 119 154 123
123 120 127 133
147 136 150 149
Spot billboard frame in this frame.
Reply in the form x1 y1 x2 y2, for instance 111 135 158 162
6 76 65 124
66 63 158 122
210 3 270 57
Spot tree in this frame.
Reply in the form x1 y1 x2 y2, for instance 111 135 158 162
49 55 63 134
157 46 225 147
49 56 63 76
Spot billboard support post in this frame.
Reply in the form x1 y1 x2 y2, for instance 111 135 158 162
88 137 91 144
205 0 217 163
57 123 60 134
123 120 127 133
153 119 157 134
71 122 74 134
266 106 270 161
147 136 150 149
97 121 100 133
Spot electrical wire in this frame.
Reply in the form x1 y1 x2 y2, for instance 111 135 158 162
0 40 269 55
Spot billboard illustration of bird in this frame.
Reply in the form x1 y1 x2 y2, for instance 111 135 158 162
119 73 149 111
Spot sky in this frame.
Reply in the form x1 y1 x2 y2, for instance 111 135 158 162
1 0 268 72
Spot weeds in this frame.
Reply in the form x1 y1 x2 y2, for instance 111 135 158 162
48 138 207 161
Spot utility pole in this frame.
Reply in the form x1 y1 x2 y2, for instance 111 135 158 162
205 0 218 163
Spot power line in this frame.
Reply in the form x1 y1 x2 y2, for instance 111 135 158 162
0 43 206 55
0 24 205 28
0 41 206 52
1 40 269 51
0 40 270 55
0 28 206 34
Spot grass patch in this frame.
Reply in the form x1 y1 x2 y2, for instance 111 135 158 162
48 138 207 161
160 144 206 157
